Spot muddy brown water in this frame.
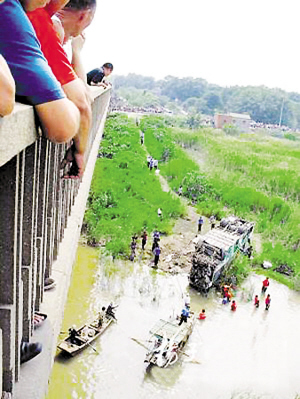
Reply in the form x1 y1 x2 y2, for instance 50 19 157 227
47 245 300 399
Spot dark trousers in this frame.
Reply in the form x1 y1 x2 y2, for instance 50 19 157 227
178 315 187 326
154 255 159 266
262 286 268 294
142 239 146 250
198 224 202 232
211 223 215 229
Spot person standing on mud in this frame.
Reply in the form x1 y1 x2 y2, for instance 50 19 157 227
254 295 259 308
265 294 271 310
153 245 161 267
198 216 204 232
141 231 147 250
209 215 216 229
152 231 160 251
262 277 270 293
231 300 237 311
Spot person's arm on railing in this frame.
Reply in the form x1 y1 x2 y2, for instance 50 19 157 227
0 54 15 116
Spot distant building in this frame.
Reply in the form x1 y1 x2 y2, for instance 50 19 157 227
214 112 251 132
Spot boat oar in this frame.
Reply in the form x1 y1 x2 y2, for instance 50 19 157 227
85 341 100 355
131 337 148 350
178 349 201 364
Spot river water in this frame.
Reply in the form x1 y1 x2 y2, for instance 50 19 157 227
47 245 300 399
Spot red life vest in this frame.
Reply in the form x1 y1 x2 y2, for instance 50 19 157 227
263 279 269 287
231 303 237 311
199 313 206 320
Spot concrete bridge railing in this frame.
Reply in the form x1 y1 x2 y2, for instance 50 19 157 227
0 87 111 398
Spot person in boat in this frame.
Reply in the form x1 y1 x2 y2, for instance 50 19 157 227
178 306 190 326
199 309 206 320
106 303 118 320
97 306 106 328
183 292 190 308
231 300 237 311
262 277 269 293
69 325 80 344
265 294 271 310
254 295 259 308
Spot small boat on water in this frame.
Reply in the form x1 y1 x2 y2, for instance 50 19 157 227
144 312 196 368
58 314 115 356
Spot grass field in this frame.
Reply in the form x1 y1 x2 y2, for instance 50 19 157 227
84 114 185 256
141 115 300 288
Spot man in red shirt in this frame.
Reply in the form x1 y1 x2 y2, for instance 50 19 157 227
262 277 270 294
27 0 96 177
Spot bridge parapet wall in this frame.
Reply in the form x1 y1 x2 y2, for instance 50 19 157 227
0 87 111 398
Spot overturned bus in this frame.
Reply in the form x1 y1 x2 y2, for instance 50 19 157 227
189 216 254 293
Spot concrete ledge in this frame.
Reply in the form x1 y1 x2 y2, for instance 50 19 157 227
0 104 37 168
14 90 111 399
0 86 108 168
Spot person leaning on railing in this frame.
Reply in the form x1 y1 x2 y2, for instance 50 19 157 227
27 0 97 178
0 0 80 145
0 54 15 117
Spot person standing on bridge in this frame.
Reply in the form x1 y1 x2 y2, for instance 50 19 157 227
87 63 113 88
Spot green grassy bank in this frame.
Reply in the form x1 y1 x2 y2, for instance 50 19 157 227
140 115 300 288
84 114 185 256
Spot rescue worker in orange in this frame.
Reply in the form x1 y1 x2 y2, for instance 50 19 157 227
262 277 269 293
254 295 259 308
231 300 237 311
198 309 206 320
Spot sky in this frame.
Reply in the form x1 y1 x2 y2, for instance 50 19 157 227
82 0 300 93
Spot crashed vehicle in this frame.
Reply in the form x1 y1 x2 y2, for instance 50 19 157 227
190 216 254 293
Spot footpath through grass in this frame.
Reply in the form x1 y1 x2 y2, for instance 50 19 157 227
84 114 185 257
140 115 300 289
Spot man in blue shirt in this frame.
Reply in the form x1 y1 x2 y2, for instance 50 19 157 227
178 306 190 326
0 0 80 143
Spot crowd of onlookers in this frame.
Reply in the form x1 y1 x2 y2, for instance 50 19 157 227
111 104 172 115
0 0 114 366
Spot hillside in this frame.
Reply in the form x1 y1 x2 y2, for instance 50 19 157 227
111 73 300 129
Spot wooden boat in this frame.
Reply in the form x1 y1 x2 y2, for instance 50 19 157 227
144 312 196 368
57 315 114 356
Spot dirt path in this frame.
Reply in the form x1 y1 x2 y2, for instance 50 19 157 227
152 171 211 273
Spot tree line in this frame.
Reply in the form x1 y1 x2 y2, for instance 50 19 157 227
112 74 300 129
